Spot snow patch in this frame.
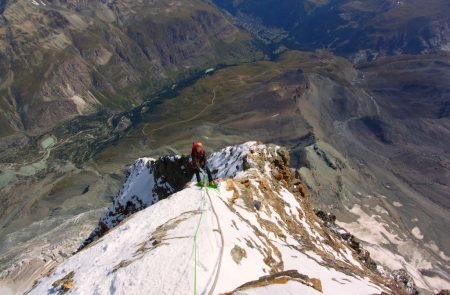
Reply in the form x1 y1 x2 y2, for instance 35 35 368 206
374 205 388 215
393 201 403 207
336 204 448 290
337 204 401 245
208 142 256 179
441 42 450 52
411 227 423 240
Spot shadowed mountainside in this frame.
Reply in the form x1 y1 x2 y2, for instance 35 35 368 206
213 0 450 57
0 0 259 136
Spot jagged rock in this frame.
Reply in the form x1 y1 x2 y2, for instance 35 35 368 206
51 271 75 293
313 144 339 170
231 245 247 264
314 210 336 225
392 269 419 295
79 155 193 249
314 209 378 272
358 249 378 272
253 200 262 211
314 210 422 293
229 270 323 294
436 290 450 295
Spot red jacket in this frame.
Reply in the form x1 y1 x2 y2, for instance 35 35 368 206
191 142 206 168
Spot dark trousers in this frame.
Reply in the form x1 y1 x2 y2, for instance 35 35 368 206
195 165 213 183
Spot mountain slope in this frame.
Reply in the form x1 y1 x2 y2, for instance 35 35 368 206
0 0 259 136
29 142 408 294
214 0 450 57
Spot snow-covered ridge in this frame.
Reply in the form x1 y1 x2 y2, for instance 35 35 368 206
31 142 408 294
81 142 259 248
80 155 192 248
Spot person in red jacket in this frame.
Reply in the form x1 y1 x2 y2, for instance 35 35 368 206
191 141 213 185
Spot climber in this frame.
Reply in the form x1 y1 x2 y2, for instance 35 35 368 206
191 141 214 186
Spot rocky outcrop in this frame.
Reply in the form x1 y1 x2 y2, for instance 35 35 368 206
315 210 377 272
50 271 75 293
315 209 420 295
313 144 341 170
227 270 323 294
391 269 419 295
79 155 194 249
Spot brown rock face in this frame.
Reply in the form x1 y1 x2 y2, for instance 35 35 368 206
227 270 322 294
51 271 75 293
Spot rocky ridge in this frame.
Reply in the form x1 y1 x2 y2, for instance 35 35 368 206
29 142 420 294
